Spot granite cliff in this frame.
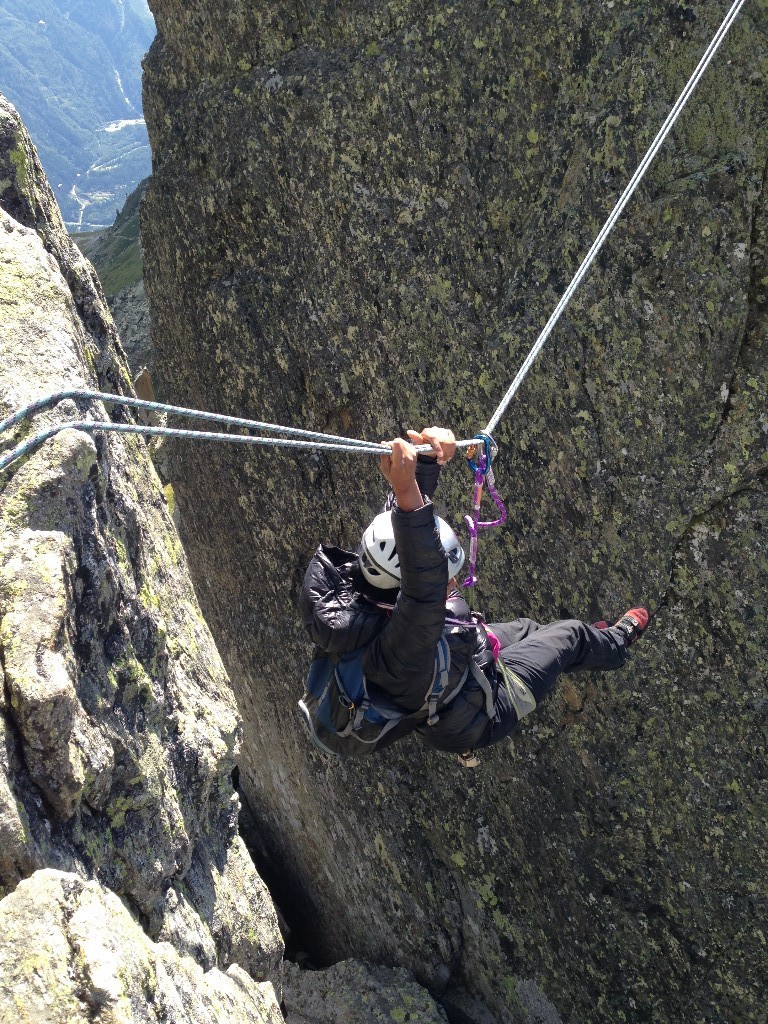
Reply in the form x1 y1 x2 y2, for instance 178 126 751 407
0 93 454 1024
142 2 767 1021
0 94 283 1022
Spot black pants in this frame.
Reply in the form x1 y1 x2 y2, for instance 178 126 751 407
474 618 629 749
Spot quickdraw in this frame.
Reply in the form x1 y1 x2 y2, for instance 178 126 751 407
461 432 507 594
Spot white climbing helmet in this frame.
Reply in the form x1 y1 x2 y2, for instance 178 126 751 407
359 512 465 590
438 517 466 580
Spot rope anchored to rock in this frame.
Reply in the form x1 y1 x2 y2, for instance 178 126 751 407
0 0 749 585
0 389 435 474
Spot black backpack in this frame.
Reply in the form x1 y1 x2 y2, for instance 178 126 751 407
298 637 470 757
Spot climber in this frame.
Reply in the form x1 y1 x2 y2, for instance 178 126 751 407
298 426 649 764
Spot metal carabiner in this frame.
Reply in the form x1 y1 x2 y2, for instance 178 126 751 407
467 432 498 476
461 433 506 593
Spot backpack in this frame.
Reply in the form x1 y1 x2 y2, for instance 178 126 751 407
298 637 467 757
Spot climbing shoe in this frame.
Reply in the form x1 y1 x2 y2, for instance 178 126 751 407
614 607 649 644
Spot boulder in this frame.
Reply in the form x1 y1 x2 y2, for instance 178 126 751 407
0 869 283 1024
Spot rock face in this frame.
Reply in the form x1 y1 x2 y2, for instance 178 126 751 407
142 3 767 1022
0 93 282 1016
0 870 284 1024
110 279 153 378
282 960 450 1024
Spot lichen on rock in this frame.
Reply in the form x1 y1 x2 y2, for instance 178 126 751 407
142 2 768 1020
0 91 283 1009
0 525 89 820
0 869 284 1024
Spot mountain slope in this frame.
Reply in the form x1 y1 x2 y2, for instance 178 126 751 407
0 0 154 230
73 176 151 379
75 176 147 295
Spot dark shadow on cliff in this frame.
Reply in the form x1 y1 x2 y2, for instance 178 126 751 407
235 766 322 964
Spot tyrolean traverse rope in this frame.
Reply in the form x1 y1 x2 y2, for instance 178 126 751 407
484 0 750 435
0 0 750 476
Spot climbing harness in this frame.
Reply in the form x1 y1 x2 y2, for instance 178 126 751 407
0 0 750 585
461 434 507 593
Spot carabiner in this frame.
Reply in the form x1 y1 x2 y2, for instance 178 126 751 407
467 432 498 476
461 433 506 594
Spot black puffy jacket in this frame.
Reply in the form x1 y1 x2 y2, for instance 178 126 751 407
298 460 498 753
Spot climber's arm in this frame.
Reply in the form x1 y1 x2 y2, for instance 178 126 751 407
363 434 451 711
382 426 457 510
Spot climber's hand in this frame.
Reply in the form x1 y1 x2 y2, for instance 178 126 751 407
407 426 457 466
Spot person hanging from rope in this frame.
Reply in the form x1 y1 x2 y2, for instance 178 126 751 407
298 426 649 765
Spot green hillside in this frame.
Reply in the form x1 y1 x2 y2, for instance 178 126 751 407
73 177 147 296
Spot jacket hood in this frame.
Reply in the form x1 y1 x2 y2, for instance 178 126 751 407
299 544 388 654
